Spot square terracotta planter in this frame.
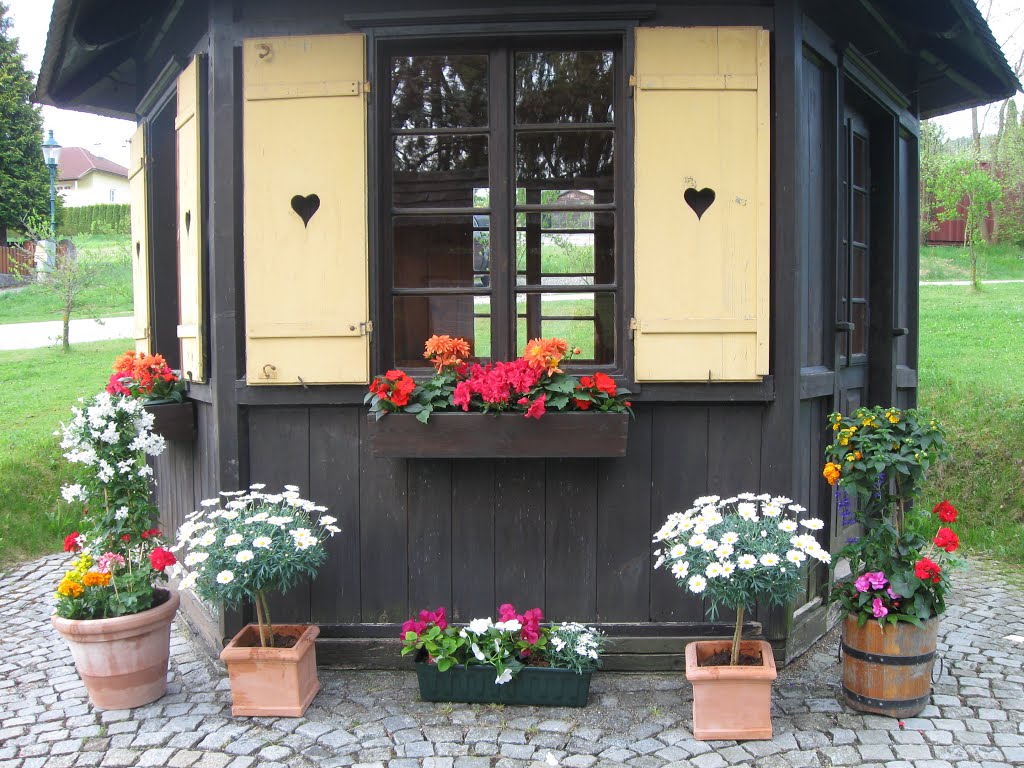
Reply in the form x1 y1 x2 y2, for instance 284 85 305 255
220 624 320 717
685 639 777 741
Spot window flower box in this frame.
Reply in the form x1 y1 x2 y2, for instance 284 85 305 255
143 399 195 442
415 657 593 707
366 412 628 458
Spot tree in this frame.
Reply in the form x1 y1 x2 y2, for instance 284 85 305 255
927 155 1003 289
919 120 948 244
0 3 50 245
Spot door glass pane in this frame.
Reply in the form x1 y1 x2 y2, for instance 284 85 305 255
393 215 490 288
515 212 614 284
391 55 488 130
852 133 868 188
852 190 867 245
851 302 868 356
394 295 491 367
850 246 867 300
515 291 614 363
393 135 488 208
515 131 614 191
514 51 615 124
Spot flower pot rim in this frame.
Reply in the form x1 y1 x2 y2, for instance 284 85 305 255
414 657 593 677
220 623 320 663
684 639 777 682
51 588 179 640
843 611 938 626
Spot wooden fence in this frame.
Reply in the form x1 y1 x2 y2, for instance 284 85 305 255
0 243 34 275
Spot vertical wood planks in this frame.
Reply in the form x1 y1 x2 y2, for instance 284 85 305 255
407 460 453 614
451 461 495 620
545 459 598 621
310 407 361 624
597 409 653 621
494 460 546 610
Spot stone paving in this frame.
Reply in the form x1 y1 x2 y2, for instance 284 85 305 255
1 554 1023 768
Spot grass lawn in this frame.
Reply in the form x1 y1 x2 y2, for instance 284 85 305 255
0 234 133 324
915 282 1024 565
0 339 130 569
920 242 1024 282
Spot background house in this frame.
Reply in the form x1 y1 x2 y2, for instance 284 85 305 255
35 0 1019 669
56 146 129 207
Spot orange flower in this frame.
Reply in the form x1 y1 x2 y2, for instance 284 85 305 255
82 571 112 588
523 337 569 374
822 462 842 486
57 579 84 598
423 335 471 373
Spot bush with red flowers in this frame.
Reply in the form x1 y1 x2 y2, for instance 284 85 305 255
106 351 186 402
400 601 605 683
368 334 634 423
824 406 961 627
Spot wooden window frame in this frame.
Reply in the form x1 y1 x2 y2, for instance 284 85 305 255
373 32 631 380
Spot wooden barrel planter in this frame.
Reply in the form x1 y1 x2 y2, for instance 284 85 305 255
841 614 938 717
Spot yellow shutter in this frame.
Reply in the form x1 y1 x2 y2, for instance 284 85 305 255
242 34 369 385
176 56 205 382
128 124 150 354
633 27 770 381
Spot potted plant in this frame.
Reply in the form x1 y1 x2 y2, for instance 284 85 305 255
366 335 633 458
400 603 605 707
823 406 959 717
172 485 339 717
653 493 831 740
107 350 193 441
52 390 179 710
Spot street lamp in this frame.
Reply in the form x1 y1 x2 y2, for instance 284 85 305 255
41 129 61 269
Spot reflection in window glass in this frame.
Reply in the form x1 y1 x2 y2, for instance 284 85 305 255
391 55 488 130
393 216 490 289
516 131 614 189
515 292 614 364
394 295 491 367
393 135 488 208
515 51 614 124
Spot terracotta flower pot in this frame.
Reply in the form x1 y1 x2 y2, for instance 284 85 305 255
219 623 320 717
685 639 778 741
51 589 179 710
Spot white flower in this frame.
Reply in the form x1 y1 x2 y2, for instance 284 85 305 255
216 570 234 584
468 618 493 635
705 562 725 578
224 533 243 547
737 554 757 570
693 495 720 505
61 484 86 503
759 553 780 567
137 465 154 478
720 531 740 545
814 549 832 564
178 571 198 591
688 533 707 548
495 619 522 633
249 483 266 490
654 555 665 569
771 496 793 505
786 549 807 564
471 643 485 661
721 561 736 577
325 525 341 535
253 536 273 549
788 504 807 513
737 502 758 521
671 561 689 579
318 515 338 526
762 502 782 517
247 512 269 523
197 531 217 547
235 550 255 563
700 538 718 552
800 518 824 530
737 492 756 500
114 506 129 520
283 484 300 492
221 510 240 520
778 519 798 533
669 543 687 559
687 574 708 594
551 636 566 651
200 498 220 507
714 544 734 559
495 669 513 685
184 551 209 567
219 490 245 497
267 516 294 527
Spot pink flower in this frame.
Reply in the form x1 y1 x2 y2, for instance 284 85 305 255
871 597 888 618
854 573 872 593
867 571 888 590
96 552 126 574
524 394 546 420
886 586 900 600
453 381 473 411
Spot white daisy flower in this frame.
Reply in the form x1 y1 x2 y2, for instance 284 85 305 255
778 519 798 533
235 550 254 563
184 551 209 567
669 543 688 559
721 561 736 577
197 531 217 547
223 533 243 547
688 533 707 548
759 553 780 567
737 554 757 570
253 536 273 548
671 560 689 578
721 531 740 545
800 518 824 530
762 503 783 517
687 574 708 594
654 555 665 569
786 549 807 564
700 538 718 552
178 572 198 591
705 562 725 578
249 483 266 490
216 570 234 584
737 502 758 521
284 484 300 492
318 515 338 526
714 544 734 559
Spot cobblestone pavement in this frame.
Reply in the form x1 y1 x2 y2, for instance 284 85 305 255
2 555 1022 768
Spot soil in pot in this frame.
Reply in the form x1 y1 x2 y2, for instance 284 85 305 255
231 631 299 649
699 648 764 667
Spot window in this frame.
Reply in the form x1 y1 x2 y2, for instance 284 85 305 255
110 189 116 202
382 41 621 371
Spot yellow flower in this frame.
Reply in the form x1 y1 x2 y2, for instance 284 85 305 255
839 437 849 446
886 413 899 424
845 453 855 463
832 423 840 431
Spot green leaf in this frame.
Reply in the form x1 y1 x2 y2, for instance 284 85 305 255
416 409 431 424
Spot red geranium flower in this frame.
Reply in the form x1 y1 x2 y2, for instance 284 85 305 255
932 500 958 523
933 527 959 553
525 394 546 420
574 398 591 410
149 547 177 572
63 532 81 553
121 534 132 542
914 557 942 583
593 372 617 396
141 528 161 540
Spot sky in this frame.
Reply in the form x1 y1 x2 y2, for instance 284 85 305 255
4 0 1023 168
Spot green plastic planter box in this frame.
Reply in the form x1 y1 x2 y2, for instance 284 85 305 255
415 661 593 707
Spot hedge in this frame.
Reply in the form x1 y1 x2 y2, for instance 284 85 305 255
58 204 131 236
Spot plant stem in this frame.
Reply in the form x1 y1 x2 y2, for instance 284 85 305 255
731 604 745 666
258 590 275 647
254 591 267 648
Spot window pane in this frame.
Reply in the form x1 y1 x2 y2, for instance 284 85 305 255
515 292 614 363
851 302 868 356
850 246 867 300
515 188 596 208
394 215 490 288
852 189 867 245
515 51 614 124
393 135 488 208
516 131 614 191
394 295 491 367
391 55 488 130
516 212 613 285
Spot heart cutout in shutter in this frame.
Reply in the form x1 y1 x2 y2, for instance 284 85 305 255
683 187 716 220
184 211 191 234
290 194 321 228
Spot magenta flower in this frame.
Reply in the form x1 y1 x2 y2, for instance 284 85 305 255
872 597 888 618
96 552 126 574
854 573 871 593
886 586 900 600
867 571 888 589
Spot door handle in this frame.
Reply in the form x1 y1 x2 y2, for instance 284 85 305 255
892 327 909 337
835 321 854 332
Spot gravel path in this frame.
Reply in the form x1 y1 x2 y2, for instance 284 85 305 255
1 554 1022 768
